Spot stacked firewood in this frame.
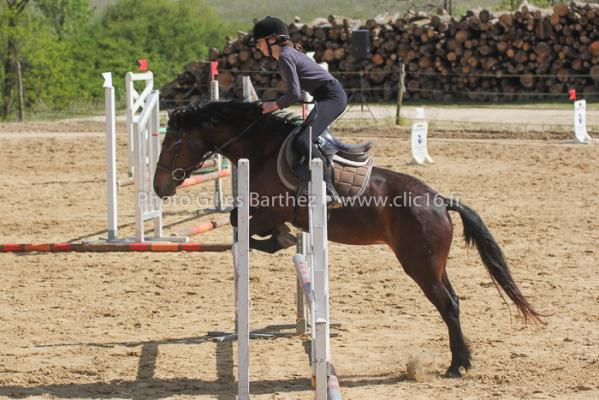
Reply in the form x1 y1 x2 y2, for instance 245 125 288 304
160 2 599 106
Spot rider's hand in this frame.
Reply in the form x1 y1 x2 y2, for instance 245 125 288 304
261 101 279 114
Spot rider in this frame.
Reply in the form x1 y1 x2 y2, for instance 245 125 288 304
251 16 346 208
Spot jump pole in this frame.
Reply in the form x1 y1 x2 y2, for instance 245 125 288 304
175 218 230 237
0 242 230 253
117 160 220 188
179 168 231 189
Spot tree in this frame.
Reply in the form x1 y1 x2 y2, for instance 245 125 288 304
1 0 29 119
33 0 92 39
1 0 233 117
95 0 229 88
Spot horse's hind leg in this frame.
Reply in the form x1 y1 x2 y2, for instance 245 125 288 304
440 269 471 376
392 243 471 377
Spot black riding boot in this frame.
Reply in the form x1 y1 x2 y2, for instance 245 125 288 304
293 136 342 209
311 146 342 209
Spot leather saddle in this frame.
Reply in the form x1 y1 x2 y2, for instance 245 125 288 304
277 116 375 198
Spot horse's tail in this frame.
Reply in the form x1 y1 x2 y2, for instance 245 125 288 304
445 198 545 324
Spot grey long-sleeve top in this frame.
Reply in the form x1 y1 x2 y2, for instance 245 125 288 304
275 45 336 109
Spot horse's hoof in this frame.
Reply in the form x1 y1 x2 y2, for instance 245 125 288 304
276 232 297 248
444 368 462 378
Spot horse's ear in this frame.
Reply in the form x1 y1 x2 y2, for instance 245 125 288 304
167 108 182 129
253 101 264 117
167 106 190 129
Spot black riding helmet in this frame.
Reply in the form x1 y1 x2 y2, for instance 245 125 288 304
250 16 289 46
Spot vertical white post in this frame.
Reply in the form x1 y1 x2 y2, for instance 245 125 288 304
310 159 330 400
140 115 149 241
210 79 225 211
126 72 154 177
242 76 259 102
296 233 308 334
103 73 118 242
211 79 219 101
243 76 250 102
125 73 135 177
236 76 252 209
133 120 145 242
237 159 250 400
214 155 223 211
150 91 163 238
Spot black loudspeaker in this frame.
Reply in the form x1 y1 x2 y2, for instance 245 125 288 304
351 29 370 59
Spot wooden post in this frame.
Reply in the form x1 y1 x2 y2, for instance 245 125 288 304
16 61 24 122
395 63 405 126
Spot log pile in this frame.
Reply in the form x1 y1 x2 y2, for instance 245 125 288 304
160 2 599 107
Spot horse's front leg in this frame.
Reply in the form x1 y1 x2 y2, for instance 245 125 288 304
229 207 296 254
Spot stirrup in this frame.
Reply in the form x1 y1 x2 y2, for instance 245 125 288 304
326 187 343 209
326 195 342 209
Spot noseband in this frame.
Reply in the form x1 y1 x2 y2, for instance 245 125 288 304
155 132 214 181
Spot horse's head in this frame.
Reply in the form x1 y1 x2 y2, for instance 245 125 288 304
153 101 262 198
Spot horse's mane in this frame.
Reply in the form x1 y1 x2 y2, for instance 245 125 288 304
168 100 303 133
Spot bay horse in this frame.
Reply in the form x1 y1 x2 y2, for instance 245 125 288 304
153 101 543 377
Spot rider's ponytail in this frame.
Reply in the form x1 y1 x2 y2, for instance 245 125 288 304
292 42 304 52
276 36 304 53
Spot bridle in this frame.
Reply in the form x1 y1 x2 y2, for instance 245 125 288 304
155 131 209 181
156 113 266 181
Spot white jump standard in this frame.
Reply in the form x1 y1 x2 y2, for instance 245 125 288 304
298 159 342 400
102 71 177 243
235 159 251 400
102 71 230 243
232 158 341 399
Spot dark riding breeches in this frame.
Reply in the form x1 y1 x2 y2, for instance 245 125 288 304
295 79 347 160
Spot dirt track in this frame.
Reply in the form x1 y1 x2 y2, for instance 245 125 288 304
0 119 598 400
